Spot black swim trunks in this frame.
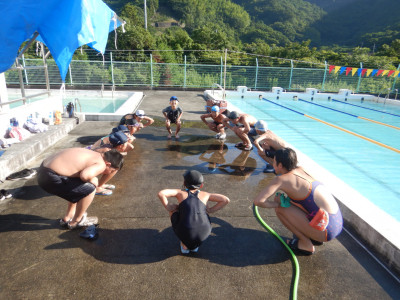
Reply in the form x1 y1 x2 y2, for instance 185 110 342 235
37 164 96 203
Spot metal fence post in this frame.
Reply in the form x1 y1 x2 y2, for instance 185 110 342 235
254 57 258 90
16 58 26 99
220 56 223 86
391 64 400 92
321 61 328 91
41 44 50 91
22 54 29 85
356 62 363 93
150 54 153 88
110 52 115 88
288 60 293 90
184 55 187 88
68 64 73 86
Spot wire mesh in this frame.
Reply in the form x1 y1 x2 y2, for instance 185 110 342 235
4 49 399 96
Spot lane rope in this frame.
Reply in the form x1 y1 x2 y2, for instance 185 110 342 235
253 204 299 300
331 99 400 118
298 98 400 130
262 98 400 154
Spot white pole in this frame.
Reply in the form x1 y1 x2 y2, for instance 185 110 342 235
223 49 227 100
144 0 148 30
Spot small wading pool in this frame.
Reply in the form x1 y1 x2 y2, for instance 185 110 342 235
62 97 127 113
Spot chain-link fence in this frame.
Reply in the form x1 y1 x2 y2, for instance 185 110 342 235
5 49 400 96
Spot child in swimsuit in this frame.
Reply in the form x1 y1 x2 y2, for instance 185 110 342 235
162 96 183 139
253 147 343 255
158 170 230 253
200 105 227 140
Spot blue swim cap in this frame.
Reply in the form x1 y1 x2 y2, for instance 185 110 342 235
170 96 178 101
211 105 220 112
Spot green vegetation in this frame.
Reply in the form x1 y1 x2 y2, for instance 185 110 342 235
102 0 400 69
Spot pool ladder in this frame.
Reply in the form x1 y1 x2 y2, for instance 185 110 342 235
74 98 81 112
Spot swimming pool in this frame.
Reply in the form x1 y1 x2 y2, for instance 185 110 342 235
227 95 400 222
62 97 126 113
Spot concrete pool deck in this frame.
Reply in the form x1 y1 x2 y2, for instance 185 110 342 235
0 90 399 299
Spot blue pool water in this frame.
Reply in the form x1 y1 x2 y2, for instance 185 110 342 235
228 96 400 222
62 97 126 113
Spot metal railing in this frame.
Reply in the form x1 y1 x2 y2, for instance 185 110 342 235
4 52 400 96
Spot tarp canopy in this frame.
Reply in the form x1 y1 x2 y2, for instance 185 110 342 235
0 0 123 81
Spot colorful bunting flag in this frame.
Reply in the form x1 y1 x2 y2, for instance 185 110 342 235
371 69 378 76
366 69 373 77
382 70 389 76
394 71 400 77
339 66 346 75
388 70 395 77
329 65 335 74
351 68 358 76
361 69 367 76
376 70 383 76
345 67 352 75
334 66 341 74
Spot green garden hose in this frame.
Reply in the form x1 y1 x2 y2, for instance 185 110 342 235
253 204 300 300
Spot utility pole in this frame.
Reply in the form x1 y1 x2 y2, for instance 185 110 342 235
144 0 148 30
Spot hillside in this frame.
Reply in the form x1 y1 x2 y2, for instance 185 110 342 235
104 0 400 49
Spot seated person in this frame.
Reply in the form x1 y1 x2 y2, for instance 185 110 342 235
223 111 257 150
162 96 183 139
252 120 286 173
253 148 343 255
119 109 154 135
158 170 230 254
200 105 227 140
37 148 123 229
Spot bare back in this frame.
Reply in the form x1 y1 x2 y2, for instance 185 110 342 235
43 148 105 178
279 167 339 213
239 114 257 127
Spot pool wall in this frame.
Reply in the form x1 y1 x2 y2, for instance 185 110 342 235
80 91 144 121
213 86 400 274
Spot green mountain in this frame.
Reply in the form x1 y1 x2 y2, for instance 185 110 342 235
104 0 400 49
305 0 400 46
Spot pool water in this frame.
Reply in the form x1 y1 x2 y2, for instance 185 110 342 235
62 97 126 113
228 96 400 222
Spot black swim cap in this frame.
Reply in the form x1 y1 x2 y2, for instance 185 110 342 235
183 170 204 190
228 111 240 119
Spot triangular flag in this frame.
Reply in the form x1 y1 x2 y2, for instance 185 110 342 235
329 65 335 74
394 71 400 77
388 70 395 77
382 70 389 76
351 68 358 76
334 66 341 74
345 67 352 75
376 70 383 76
366 69 373 77
371 69 378 76
339 66 346 75
361 69 367 76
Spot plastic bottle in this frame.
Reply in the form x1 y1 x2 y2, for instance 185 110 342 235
49 111 54 125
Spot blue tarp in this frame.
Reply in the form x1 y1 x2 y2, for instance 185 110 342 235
0 0 123 81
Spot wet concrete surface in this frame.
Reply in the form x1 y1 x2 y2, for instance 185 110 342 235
0 118 399 299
